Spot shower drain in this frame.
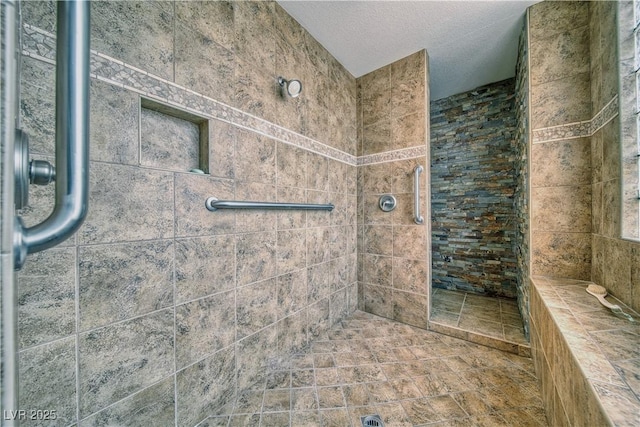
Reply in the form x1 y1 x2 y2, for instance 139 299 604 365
361 414 384 427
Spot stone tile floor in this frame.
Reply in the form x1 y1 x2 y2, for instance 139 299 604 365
205 311 547 426
430 289 528 347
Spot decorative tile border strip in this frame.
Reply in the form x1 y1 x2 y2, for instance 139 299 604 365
22 24 358 166
590 95 619 135
357 145 427 166
532 95 619 144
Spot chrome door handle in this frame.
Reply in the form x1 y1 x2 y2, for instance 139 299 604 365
14 0 90 269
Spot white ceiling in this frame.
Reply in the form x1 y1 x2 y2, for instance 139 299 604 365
277 0 539 100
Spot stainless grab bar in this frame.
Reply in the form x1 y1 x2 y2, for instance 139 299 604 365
205 197 334 212
413 165 424 224
2 0 20 421
14 0 90 269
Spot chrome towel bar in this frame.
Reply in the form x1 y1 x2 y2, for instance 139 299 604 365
205 197 334 212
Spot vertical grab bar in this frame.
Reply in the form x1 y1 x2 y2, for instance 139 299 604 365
14 0 90 269
2 0 20 421
413 165 424 224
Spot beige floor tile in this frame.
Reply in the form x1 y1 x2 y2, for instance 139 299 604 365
431 289 529 350
226 310 547 426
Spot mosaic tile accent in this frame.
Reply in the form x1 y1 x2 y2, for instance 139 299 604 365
590 95 619 134
532 120 591 143
22 24 56 62
532 95 619 143
357 145 427 166
21 23 358 167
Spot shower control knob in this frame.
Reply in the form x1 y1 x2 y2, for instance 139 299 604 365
379 194 397 212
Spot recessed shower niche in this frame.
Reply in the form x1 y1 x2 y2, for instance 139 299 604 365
140 98 209 173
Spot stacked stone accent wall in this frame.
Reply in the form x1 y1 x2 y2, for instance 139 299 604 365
430 79 518 298
514 20 531 337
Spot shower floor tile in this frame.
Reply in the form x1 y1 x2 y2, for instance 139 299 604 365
204 310 547 427
430 289 529 352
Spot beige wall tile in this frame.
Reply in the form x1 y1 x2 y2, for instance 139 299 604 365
632 245 640 313
277 187 307 229
175 173 235 237
532 232 591 280
530 25 589 86
236 327 278 391
528 1 589 41
235 130 276 185
603 238 632 303
364 284 393 319
360 67 391 127
236 232 277 286
531 138 591 187
78 241 173 331
393 225 427 260
78 310 174 417
307 263 331 305
175 1 235 51
89 80 139 165
277 269 307 319
176 347 236 425
175 22 235 107
602 178 621 238
530 72 591 129
277 143 307 188
17 248 76 348
19 337 77 426
176 291 235 369
392 111 426 150
277 229 307 274
79 377 175 427
91 1 174 81
19 58 56 156
601 118 621 182
175 236 236 304
237 278 277 339
393 291 428 328
531 185 591 233
81 163 174 244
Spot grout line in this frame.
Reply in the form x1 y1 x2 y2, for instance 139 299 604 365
75 244 81 424
172 168 179 427
457 292 466 328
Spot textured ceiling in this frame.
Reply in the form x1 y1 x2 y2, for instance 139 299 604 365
277 1 539 100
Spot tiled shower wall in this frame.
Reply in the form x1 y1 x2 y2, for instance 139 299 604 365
514 23 531 336
526 0 639 314
430 79 517 299
590 0 640 314
525 3 640 423
356 50 431 329
15 2 358 426
528 1 593 281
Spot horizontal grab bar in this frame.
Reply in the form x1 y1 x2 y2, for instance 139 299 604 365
205 197 334 212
